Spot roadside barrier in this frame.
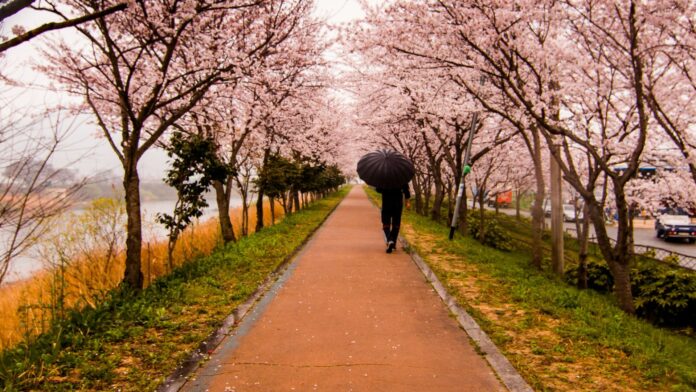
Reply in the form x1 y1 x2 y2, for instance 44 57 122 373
564 228 696 271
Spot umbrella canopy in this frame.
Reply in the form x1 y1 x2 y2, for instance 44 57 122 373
357 149 415 189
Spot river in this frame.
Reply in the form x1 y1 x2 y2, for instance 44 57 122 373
2 197 243 284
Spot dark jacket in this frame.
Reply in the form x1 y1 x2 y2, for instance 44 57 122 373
376 184 410 211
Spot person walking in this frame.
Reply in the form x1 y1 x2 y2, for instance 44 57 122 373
376 183 411 253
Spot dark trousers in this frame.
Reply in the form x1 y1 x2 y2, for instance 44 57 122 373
381 206 403 243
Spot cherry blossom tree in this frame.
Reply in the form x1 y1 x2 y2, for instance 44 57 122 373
42 0 287 290
266 89 347 208
352 0 553 266
347 0 696 314
175 0 327 241
345 1 517 235
639 1 696 184
393 0 638 312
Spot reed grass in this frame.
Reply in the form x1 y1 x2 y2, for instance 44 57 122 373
0 199 284 350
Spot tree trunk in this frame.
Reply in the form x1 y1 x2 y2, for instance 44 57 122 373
550 144 564 276
123 168 144 289
167 237 176 272
612 190 636 313
255 189 264 233
609 260 634 313
213 180 236 243
413 176 424 214
515 190 522 220
585 193 635 314
446 181 454 222
240 189 249 237
270 197 276 223
577 204 590 289
531 188 545 271
478 190 486 241
423 176 432 216
293 191 301 213
256 148 270 232
430 177 444 221
530 128 545 270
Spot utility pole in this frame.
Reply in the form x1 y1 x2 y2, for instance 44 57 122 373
450 76 487 240
449 112 478 240
550 138 564 275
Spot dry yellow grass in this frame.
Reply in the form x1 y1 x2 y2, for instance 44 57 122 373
0 200 285 350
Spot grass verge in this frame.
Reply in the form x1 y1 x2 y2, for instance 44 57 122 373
366 187 696 392
0 186 350 391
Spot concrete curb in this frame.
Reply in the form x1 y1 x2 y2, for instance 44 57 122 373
157 189 348 392
399 236 534 392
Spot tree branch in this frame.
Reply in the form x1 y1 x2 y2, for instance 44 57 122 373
0 2 127 53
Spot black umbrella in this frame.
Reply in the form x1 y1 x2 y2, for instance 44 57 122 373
357 149 415 189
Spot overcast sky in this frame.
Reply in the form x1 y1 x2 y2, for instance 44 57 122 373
1 0 368 181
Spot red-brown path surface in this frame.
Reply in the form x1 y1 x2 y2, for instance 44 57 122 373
182 186 504 391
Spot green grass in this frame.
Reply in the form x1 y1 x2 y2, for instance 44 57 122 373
0 186 350 391
366 187 696 391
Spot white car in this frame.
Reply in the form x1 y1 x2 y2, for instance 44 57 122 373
655 209 696 243
542 201 581 222
562 204 581 222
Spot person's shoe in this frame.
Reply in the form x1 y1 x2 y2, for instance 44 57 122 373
386 241 395 253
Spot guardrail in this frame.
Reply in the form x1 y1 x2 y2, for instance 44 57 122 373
564 228 696 271
631 243 696 270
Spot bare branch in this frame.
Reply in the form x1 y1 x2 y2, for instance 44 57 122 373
0 2 127 54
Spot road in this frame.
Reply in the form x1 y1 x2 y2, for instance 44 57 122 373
484 204 696 258
606 226 696 258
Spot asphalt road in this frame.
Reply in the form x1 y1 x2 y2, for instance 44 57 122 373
487 205 696 258
607 226 696 257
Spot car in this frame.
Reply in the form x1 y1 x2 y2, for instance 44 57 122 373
562 204 582 222
655 208 696 243
541 200 582 222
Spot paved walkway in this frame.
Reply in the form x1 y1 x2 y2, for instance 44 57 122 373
182 186 504 391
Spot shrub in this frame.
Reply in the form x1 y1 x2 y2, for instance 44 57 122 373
567 258 696 328
467 214 512 252
565 260 614 292
632 260 696 328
